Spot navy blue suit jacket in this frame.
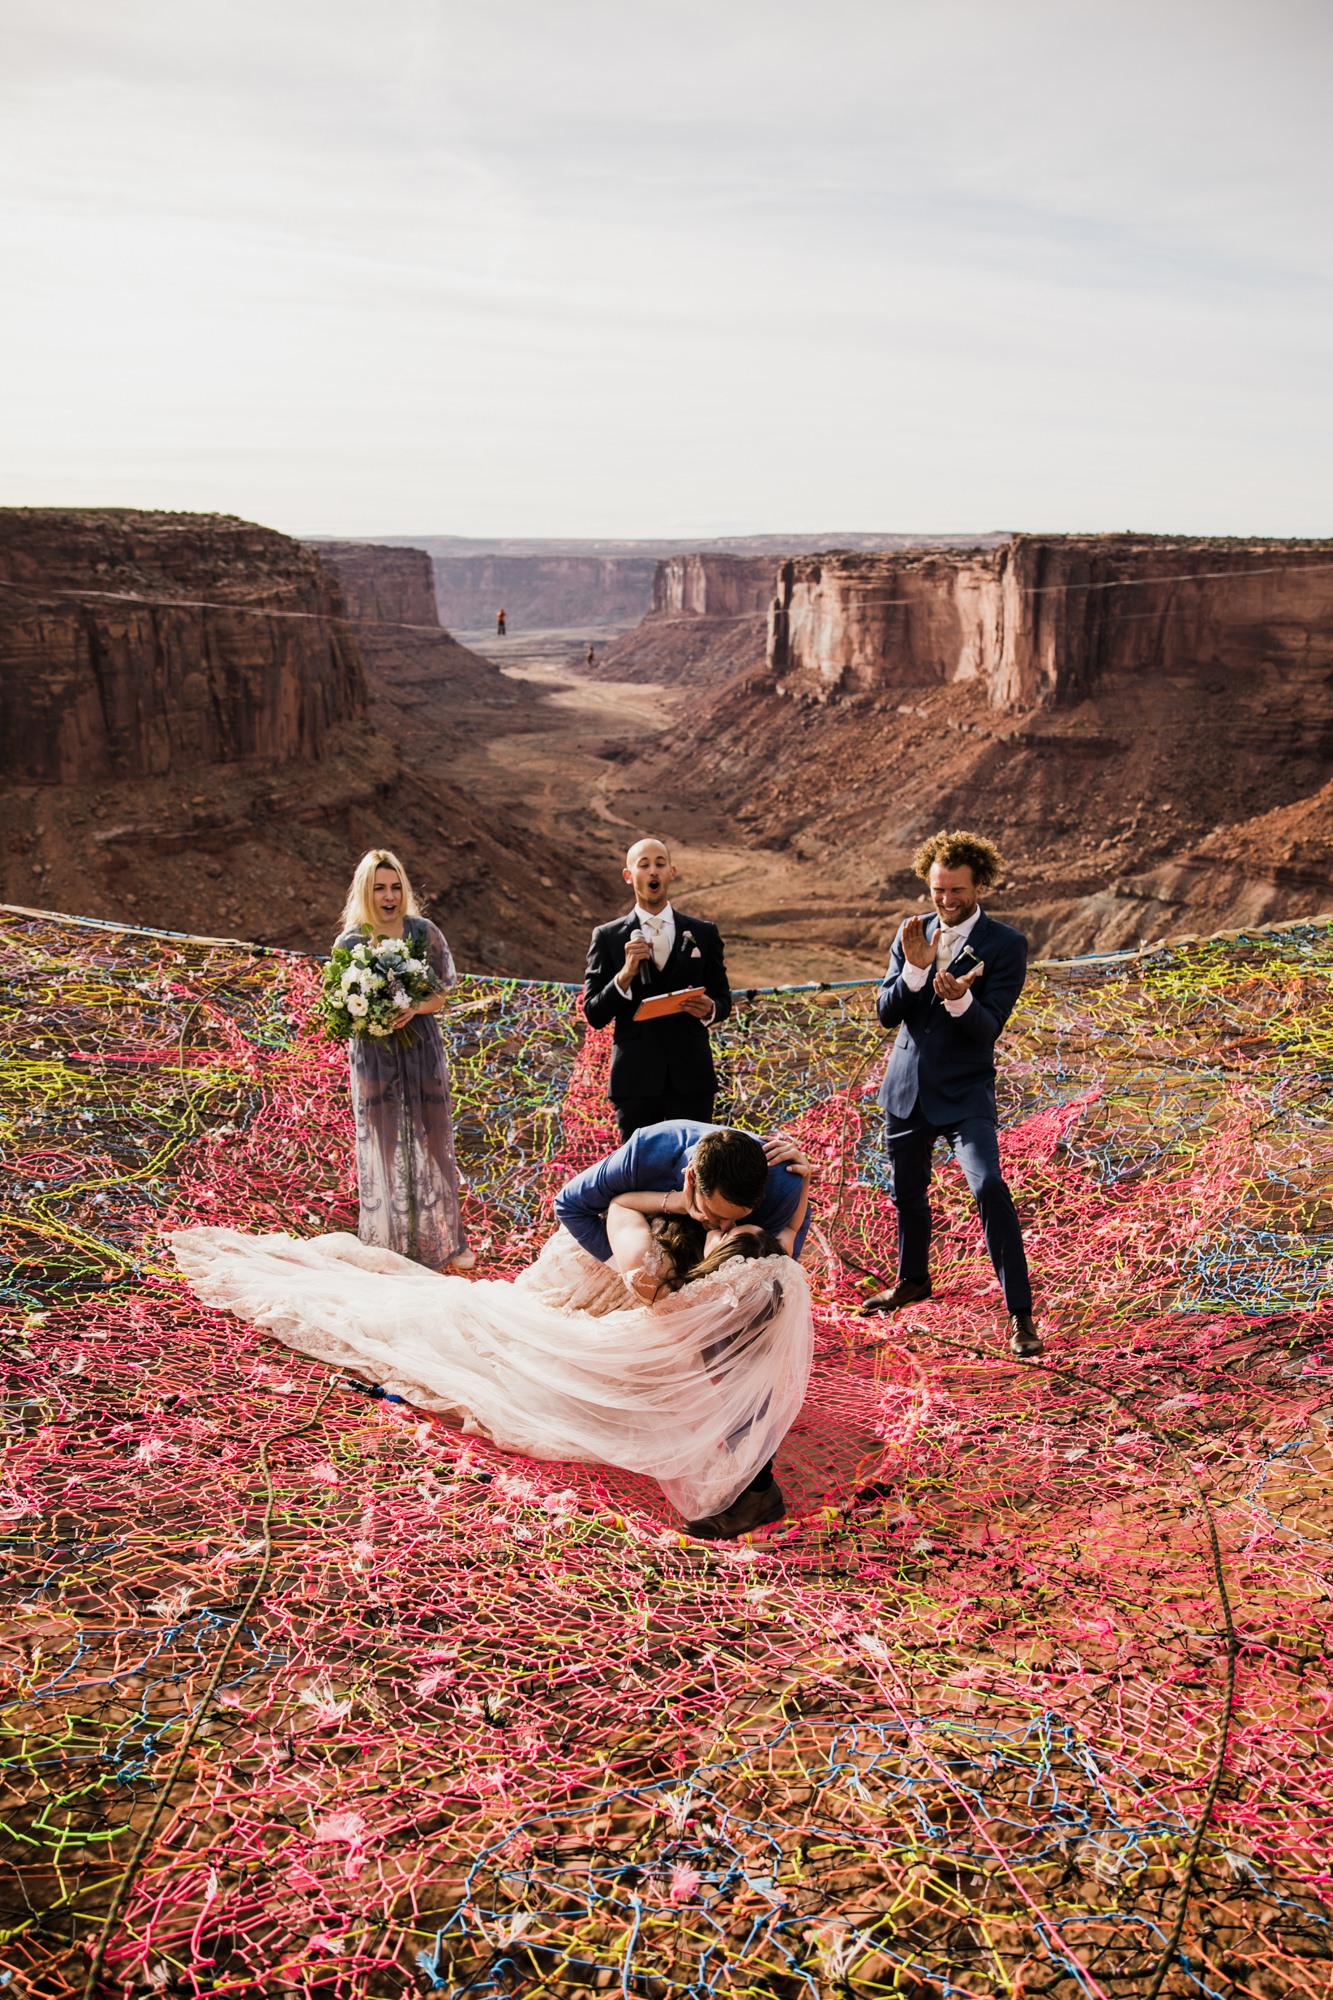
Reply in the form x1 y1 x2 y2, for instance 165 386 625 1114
876 911 1028 1127
554 1119 808 1266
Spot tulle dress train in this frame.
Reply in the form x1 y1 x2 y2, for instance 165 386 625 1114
170 1228 814 1521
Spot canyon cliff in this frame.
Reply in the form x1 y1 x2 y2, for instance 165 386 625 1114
312 539 530 730
313 541 440 628
0 510 364 786
366 532 1009 636
430 554 659 632
0 514 618 973
768 535 1333 713
605 534 1333 957
653 553 775 618
584 553 772 691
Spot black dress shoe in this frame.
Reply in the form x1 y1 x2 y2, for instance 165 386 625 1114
859 1278 933 1315
1009 1312 1043 1357
687 1480 786 1541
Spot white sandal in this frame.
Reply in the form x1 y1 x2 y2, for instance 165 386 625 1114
449 1249 477 1271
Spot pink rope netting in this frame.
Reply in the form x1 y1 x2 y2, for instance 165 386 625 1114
1 908 1331 1998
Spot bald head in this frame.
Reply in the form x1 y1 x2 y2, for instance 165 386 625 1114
623 836 676 913
625 835 671 869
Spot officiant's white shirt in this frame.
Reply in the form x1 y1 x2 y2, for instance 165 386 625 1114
614 901 715 1024
615 902 676 991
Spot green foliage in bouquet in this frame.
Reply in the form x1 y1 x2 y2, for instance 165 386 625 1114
318 935 444 1043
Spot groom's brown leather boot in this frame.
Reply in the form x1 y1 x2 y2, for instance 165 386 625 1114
858 1277 932 1315
687 1480 786 1541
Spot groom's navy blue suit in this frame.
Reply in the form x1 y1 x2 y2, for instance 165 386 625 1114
876 910 1032 1314
555 1120 809 1266
556 1118 808 1510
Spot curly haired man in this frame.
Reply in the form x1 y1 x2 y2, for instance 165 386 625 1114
863 829 1041 1357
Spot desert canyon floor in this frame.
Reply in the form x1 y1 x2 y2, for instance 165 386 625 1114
446 623 886 988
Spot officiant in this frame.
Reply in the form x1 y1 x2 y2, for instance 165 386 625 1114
583 835 734 1140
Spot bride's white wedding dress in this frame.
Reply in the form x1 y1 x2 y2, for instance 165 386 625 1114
169 1227 814 1521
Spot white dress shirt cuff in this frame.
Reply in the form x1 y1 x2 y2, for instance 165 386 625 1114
943 990 973 1017
901 959 931 991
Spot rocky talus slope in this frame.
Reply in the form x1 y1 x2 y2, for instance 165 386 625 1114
0 515 617 972
604 535 1333 958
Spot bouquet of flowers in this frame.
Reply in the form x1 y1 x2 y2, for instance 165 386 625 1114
319 935 444 1043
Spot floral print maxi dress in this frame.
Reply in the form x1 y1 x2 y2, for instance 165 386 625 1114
337 917 468 1269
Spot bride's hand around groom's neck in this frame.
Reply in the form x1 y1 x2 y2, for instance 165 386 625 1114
761 1132 810 1172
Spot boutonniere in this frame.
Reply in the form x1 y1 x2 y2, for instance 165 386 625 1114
680 929 703 960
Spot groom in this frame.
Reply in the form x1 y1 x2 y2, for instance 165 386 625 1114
863 828 1041 1358
555 1121 810 1539
582 835 733 1141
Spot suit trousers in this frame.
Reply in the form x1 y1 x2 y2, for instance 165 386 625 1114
885 1108 1032 1315
612 1090 716 1144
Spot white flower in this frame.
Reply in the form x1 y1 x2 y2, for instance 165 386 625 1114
402 957 425 978
379 938 406 957
352 944 369 963
299 1673 353 1725
346 994 369 1018
340 969 358 991
389 986 410 1010
368 1023 391 1037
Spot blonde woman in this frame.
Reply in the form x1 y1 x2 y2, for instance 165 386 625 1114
335 850 473 1272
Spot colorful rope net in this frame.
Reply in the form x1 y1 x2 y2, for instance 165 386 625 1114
1 907 1332 2000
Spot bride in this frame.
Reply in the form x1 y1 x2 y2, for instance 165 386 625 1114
169 1171 812 1536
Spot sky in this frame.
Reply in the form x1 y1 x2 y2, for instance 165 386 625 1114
1 0 1330 539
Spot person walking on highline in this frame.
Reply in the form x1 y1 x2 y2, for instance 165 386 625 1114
582 835 733 1142
862 829 1041 1358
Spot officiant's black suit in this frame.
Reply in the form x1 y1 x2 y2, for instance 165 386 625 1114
583 911 733 1140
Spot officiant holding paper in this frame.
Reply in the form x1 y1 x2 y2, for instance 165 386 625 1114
583 836 733 1140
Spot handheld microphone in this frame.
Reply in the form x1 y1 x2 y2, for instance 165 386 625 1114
630 927 649 983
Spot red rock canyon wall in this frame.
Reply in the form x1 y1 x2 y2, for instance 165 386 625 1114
767 536 1333 720
0 510 366 787
652 554 776 618
312 542 440 629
